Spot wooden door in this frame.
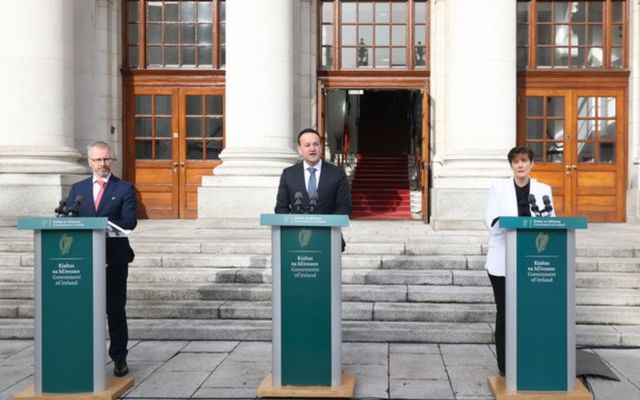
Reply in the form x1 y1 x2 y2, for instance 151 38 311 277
125 88 224 218
518 88 626 222
419 90 430 223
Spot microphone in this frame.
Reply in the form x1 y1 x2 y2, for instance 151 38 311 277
54 199 67 217
309 192 318 214
528 194 540 217
66 195 83 217
541 195 553 216
293 191 303 214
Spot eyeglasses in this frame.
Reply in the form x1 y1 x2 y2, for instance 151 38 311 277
89 157 114 164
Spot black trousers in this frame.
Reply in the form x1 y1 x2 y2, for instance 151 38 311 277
106 264 129 363
488 273 505 373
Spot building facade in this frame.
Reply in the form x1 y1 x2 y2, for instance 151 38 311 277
0 0 638 228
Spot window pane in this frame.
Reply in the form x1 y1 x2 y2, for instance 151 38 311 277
526 120 543 139
181 1 196 22
611 25 623 46
156 140 172 160
359 2 373 23
554 3 569 23
148 24 162 44
391 25 406 46
135 118 152 137
599 97 616 118
570 47 585 66
527 97 543 117
415 46 427 67
186 118 202 137
165 2 178 22
342 25 356 45
136 95 152 114
391 48 406 67
136 140 153 159
538 25 552 45
588 25 603 46
155 95 172 114
517 48 528 69
375 47 390 67
182 24 196 44
358 46 372 67
342 48 356 68
322 2 333 23
376 25 389 46
517 25 528 46
128 1 139 22
342 3 356 23
547 97 564 117
165 46 178 65
588 2 603 22
578 142 594 162
375 3 390 23
165 24 178 44
205 140 223 160
186 96 202 115
528 142 543 162
415 25 426 45
322 46 333 68
578 120 595 140
391 3 406 23
555 25 569 46
573 25 585 46
573 2 587 22
155 118 172 137
129 47 139 67
611 2 623 23
599 120 616 141
547 120 564 140
198 24 212 45
554 47 569 67
198 1 212 23
322 25 333 45
588 47 603 67
128 24 139 45
611 47 623 68
182 46 196 65
546 142 563 162
206 96 223 115
415 3 426 22
538 3 552 22
360 25 373 45
206 118 223 137
186 141 204 160
599 143 615 163
199 46 212 65
147 2 162 22
578 97 596 117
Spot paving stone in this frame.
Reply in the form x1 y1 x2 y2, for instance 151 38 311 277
0 300 20 318
192 387 258 398
446 365 495 399
127 340 188 362
389 378 454 400
576 258 598 272
615 325 640 346
597 258 640 273
466 255 486 270
128 268 237 284
158 352 226 372
440 344 496 368
576 325 621 347
129 255 162 268
593 348 640 386
0 365 31 392
120 361 163 395
0 254 22 267
126 370 209 398
408 285 494 303
344 321 493 343
577 288 640 306
343 342 388 365
0 374 32 400
1 344 33 367
201 359 270 389
452 270 491 286
343 255 382 269
343 285 407 302
390 353 447 380
390 343 440 355
406 242 482 256
135 242 203 254
129 319 271 341
181 340 238 353
343 364 388 399
577 305 640 325
127 300 222 319
162 254 269 268
374 303 494 323
226 341 271 363
381 255 466 270
203 242 271 255
0 268 32 282
347 242 405 255
0 340 31 359
586 374 640 400
576 272 640 289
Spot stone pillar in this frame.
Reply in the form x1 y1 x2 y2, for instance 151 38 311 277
430 0 516 229
0 0 85 224
198 0 299 219
629 0 640 223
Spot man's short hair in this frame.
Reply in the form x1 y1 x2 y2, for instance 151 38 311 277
87 141 113 155
297 128 321 145
507 146 534 164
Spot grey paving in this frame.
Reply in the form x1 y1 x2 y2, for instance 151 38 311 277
1 339 636 399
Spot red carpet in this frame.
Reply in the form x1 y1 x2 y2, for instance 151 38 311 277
350 154 412 220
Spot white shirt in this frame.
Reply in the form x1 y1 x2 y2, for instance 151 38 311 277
303 160 322 192
92 173 111 202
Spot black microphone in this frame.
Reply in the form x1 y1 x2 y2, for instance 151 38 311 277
293 191 303 214
54 199 67 217
528 194 540 216
541 195 553 216
66 195 83 217
309 192 318 214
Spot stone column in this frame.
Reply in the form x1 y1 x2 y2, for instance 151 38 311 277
629 0 640 222
0 0 85 223
198 0 299 219
430 0 516 229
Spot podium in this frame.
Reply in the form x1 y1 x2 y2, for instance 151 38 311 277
488 217 592 400
15 217 133 400
257 214 355 398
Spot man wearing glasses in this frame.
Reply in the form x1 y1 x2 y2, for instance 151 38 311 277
67 141 137 378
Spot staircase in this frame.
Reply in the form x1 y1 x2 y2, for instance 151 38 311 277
351 155 412 220
0 220 639 346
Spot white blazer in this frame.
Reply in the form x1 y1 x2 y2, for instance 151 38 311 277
484 178 555 276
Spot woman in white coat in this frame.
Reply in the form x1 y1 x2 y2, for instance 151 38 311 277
484 146 555 376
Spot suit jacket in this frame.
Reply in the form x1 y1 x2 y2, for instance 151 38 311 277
483 178 555 276
68 175 138 266
275 161 352 215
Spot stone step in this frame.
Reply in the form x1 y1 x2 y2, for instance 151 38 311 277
1 318 637 346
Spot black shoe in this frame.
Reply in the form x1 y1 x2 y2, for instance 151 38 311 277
499 370 505 377
114 360 129 377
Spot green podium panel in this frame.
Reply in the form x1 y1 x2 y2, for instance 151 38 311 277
18 217 108 394
261 214 348 388
499 217 588 393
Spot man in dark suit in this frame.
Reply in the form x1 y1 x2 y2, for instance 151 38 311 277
67 141 137 377
275 128 352 236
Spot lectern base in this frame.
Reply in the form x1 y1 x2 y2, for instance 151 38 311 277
256 373 356 398
13 377 134 400
488 376 593 400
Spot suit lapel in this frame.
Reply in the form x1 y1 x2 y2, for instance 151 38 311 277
296 163 309 199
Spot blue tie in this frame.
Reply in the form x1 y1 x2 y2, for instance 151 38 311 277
307 167 317 196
